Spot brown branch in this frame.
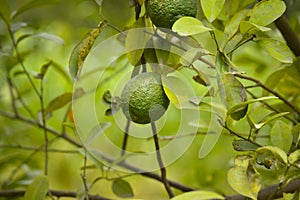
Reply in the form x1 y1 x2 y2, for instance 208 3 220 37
225 179 300 200
0 110 194 192
234 73 300 116
0 189 110 200
275 15 300 57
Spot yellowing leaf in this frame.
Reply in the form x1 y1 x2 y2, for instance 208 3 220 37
227 156 261 200
249 0 286 26
172 17 212 36
201 0 225 22
69 23 105 80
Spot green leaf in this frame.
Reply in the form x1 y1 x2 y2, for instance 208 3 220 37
240 21 271 35
249 0 286 26
12 0 59 19
256 145 288 164
101 0 135 29
258 38 294 63
69 24 104 80
256 112 290 129
227 96 278 120
112 178 134 198
201 0 225 22
270 120 293 153
218 74 248 120
224 9 249 41
24 175 49 200
0 0 11 24
44 93 72 116
289 150 300 164
161 75 194 109
289 149 300 164
172 17 212 36
126 19 150 66
227 156 261 200
171 191 224 200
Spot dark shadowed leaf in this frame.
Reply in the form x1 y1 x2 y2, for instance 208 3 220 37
24 175 49 200
112 178 134 198
232 140 259 151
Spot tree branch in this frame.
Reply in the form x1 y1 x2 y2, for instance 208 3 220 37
0 109 194 192
225 179 300 200
234 73 300 116
0 189 110 200
275 15 300 57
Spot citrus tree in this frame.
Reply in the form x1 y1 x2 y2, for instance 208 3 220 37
0 0 300 199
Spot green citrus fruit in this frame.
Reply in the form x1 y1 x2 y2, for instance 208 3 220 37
145 0 197 29
121 72 169 124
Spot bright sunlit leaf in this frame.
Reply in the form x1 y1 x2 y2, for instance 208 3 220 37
249 0 286 26
172 17 212 36
227 156 261 200
201 0 225 22
171 190 224 200
258 38 294 63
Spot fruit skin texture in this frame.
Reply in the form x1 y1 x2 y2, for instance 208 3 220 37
145 0 197 29
121 72 169 124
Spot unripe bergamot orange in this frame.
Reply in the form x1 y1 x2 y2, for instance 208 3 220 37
121 72 169 124
145 0 197 29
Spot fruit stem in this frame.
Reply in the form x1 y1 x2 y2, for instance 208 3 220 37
151 121 174 198
121 119 131 156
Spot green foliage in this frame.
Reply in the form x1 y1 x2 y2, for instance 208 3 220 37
0 0 300 199
24 175 49 200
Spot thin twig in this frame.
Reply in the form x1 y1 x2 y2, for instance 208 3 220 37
218 119 263 148
0 144 78 154
0 109 194 192
151 121 174 198
121 119 130 156
234 73 300 116
0 189 111 200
